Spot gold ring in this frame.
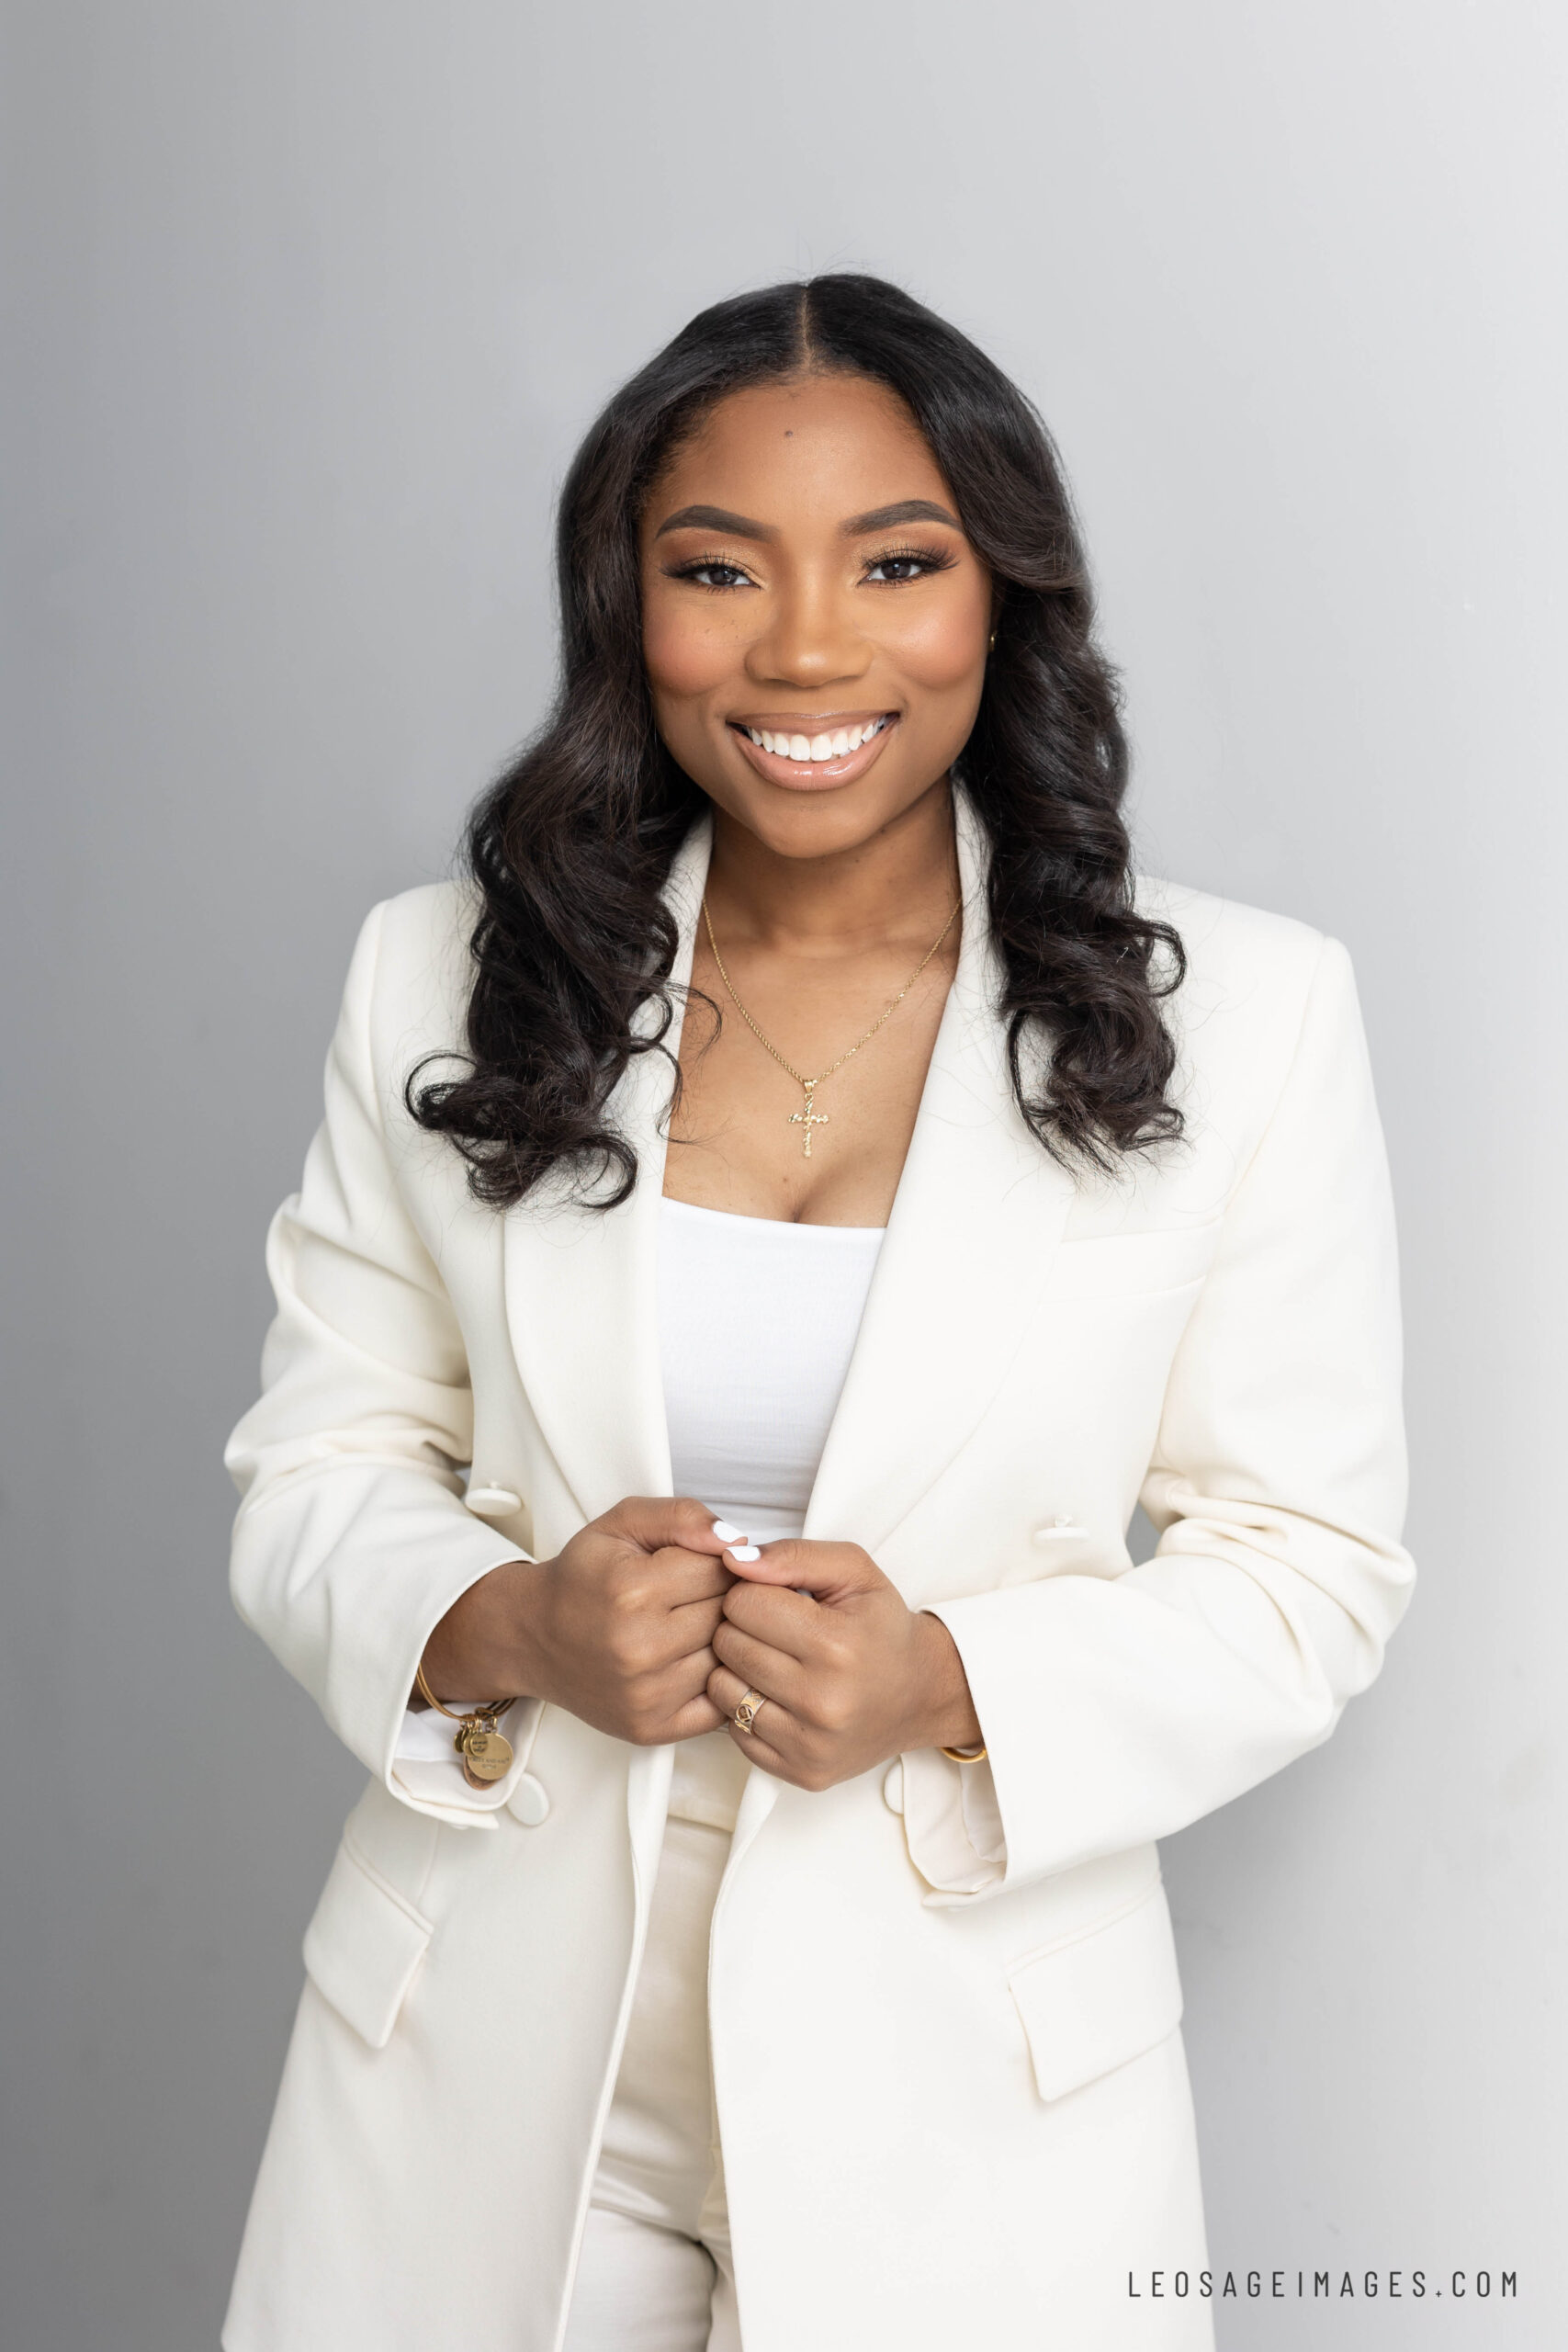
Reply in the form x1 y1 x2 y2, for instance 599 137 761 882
731 1689 766 1733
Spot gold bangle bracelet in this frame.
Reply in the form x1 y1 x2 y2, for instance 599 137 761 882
939 1742 988 1763
413 1662 520 1784
413 1660 517 1726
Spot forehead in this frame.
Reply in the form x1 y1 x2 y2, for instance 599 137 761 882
649 373 954 525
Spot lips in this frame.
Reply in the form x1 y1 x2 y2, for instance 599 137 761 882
728 711 900 790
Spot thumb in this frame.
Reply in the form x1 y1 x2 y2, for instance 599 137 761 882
721 1537 884 1604
602 1495 733 1556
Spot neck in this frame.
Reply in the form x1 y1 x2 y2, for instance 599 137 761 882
704 775 960 953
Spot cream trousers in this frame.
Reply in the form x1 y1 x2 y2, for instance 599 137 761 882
562 1813 742 2352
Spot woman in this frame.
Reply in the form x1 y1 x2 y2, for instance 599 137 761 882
222 275 1414 2352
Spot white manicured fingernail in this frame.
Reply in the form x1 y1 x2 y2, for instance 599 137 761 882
712 1520 748 1544
727 1544 761 1563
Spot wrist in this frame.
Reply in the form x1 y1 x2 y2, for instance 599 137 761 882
908 1611 983 1755
420 1558 547 1706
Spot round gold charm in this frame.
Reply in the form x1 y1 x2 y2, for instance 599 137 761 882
459 1725 513 1782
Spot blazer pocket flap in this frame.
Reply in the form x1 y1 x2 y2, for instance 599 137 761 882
1009 1883 1184 2102
302 1837 434 2051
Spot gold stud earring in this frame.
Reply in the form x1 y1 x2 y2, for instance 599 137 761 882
987 629 998 652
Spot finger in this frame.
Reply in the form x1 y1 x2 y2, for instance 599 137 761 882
667 1691 728 1739
663 1593 729 1653
656 1645 722 1709
707 1662 798 1750
710 1616 809 1712
605 1496 737 1557
719 1577 823 1661
660 1545 738 1592
629 1552 738 1627
718 1536 882 1601
723 1717 798 1781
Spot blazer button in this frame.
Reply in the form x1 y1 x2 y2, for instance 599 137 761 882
509 1774 549 1826
466 1483 523 1517
882 1761 905 1815
1032 1515 1086 1545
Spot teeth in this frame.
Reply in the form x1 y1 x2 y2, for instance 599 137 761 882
744 718 888 762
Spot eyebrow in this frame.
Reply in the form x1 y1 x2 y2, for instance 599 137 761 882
652 495 964 542
840 498 962 536
655 503 776 541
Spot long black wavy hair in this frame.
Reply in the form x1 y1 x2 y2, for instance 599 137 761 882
410 273 1184 1206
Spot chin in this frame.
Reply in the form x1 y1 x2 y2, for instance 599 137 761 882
730 785 913 861
706 761 951 860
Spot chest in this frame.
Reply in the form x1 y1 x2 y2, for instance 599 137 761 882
666 926 957 1226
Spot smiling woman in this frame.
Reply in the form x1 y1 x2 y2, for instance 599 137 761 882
405 276 1184 1219
222 276 1414 2352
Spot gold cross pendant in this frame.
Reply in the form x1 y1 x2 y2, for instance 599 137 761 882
788 1082 829 1158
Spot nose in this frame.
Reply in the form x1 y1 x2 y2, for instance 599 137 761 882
745 570 870 692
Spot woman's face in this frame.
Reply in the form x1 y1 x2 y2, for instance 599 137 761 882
639 372 993 863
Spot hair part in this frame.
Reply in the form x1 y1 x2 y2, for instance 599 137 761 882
409 273 1184 1206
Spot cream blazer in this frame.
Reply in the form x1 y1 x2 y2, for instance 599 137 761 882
221 790 1413 2352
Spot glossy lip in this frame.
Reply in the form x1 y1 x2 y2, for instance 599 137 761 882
727 712 899 792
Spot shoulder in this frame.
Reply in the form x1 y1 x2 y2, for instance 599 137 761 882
1134 872 1344 1041
1134 873 1327 997
1132 874 1361 1139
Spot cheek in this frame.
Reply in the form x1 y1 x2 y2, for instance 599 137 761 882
880 583 991 693
641 594 737 702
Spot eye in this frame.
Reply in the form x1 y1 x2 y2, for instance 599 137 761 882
664 555 757 592
863 543 958 585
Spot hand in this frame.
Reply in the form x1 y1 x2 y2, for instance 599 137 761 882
705 1538 983 1792
420 1497 736 1748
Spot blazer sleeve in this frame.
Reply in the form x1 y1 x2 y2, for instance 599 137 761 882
224 901 535 1829
925 933 1415 1900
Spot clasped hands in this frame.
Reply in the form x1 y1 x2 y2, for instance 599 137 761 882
421 1496 982 1792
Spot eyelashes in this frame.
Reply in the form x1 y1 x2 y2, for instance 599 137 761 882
662 543 959 593
664 553 756 591
863 542 959 582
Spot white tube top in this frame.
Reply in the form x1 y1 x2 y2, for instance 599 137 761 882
658 1195 886 1543
658 1198 886 1828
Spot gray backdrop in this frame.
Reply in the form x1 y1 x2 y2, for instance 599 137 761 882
5 3 1563 2346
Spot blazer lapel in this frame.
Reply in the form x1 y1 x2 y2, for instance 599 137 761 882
728 792 1077 1875
802 790 1077 1577
501 814 713 1527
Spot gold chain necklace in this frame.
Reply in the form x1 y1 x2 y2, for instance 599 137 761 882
700 889 962 1159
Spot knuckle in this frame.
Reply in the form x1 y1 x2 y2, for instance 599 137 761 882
610 1623 657 1676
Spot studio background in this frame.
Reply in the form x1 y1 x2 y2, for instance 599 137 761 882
5 3 1562 2346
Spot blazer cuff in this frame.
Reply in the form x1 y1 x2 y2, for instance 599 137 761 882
898 1747 1008 1906
391 1697 541 1821
229 1460 538 1829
